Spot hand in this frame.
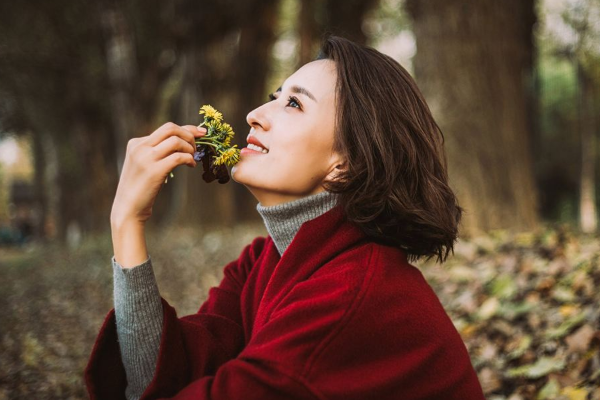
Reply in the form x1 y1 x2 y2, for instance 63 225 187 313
110 122 207 226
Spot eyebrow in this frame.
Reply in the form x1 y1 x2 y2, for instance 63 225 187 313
275 85 318 103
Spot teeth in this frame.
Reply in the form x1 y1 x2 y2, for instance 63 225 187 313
247 143 268 153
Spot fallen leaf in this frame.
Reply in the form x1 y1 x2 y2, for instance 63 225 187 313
560 386 588 400
559 305 579 317
506 356 566 379
506 335 533 360
544 313 587 340
565 324 596 353
478 297 500 320
479 366 502 394
537 377 560 399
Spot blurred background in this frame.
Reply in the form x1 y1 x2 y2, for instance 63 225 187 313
0 0 599 399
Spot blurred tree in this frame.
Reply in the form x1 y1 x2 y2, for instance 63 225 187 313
405 0 540 235
535 0 600 230
0 0 395 242
0 0 282 238
561 0 600 233
297 0 381 67
0 0 118 242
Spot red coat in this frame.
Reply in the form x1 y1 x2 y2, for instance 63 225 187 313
84 204 485 400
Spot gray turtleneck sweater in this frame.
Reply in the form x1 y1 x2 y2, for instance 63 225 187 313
112 190 339 400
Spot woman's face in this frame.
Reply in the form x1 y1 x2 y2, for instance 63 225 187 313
231 59 343 206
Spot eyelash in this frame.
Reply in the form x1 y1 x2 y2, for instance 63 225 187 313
268 93 302 110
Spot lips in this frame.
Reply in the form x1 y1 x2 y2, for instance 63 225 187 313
247 134 268 150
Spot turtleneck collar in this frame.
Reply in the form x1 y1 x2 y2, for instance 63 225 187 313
256 190 340 256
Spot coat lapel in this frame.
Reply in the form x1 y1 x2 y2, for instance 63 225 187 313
252 204 369 333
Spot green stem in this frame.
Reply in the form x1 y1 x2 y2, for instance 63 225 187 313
195 140 220 151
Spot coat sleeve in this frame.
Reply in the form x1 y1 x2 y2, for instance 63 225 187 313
84 236 267 400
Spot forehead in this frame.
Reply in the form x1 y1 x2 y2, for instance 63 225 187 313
283 59 337 101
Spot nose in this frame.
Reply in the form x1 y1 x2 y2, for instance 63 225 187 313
246 103 270 132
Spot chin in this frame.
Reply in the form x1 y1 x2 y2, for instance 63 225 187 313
231 165 240 183
231 164 255 187
231 164 249 183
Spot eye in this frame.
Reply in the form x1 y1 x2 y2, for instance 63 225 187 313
267 92 303 111
287 96 302 110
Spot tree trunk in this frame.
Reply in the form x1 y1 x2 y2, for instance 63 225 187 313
101 5 139 177
578 61 598 233
230 0 281 222
324 0 380 45
299 0 319 66
406 0 540 236
297 0 380 70
31 128 49 241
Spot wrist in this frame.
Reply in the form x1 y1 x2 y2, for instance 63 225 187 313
111 214 145 232
111 218 149 268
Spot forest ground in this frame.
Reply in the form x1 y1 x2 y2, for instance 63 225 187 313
0 221 598 400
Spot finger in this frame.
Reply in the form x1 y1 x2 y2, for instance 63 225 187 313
182 124 207 139
158 151 196 173
152 135 195 161
148 122 196 150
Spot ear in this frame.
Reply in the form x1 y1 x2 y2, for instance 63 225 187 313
325 153 347 183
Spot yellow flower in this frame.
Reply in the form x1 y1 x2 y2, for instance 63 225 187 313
207 119 223 132
221 122 234 135
214 145 240 166
199 105 223 122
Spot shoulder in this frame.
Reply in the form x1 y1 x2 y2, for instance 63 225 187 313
302 244 481 397
304 241 464 363
291 242 431 317
344 242 454 332
308 241 425 297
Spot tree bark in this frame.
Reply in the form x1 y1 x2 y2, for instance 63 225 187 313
299 0 319 66
100 5 139 177
297 0 380 70
323 0 380 45
230 0 281 222
406 0 540 236
578 61 598 233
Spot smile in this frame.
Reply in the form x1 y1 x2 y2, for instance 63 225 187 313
241 144 269 155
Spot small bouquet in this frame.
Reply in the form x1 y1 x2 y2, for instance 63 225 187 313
165 105 241 184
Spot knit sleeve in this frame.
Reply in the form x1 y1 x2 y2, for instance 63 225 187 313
84 236 267 400
112 255 163 400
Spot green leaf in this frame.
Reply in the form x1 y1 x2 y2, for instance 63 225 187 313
537 377 560 399
498 301 536 319
489 273 517 299
544 313 587 340
506 356 566 379
506 335 532 360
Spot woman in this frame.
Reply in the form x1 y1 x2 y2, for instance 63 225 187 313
85 36 485 400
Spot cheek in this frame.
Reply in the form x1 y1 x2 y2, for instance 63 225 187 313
277 141 330 175
232 135 332 188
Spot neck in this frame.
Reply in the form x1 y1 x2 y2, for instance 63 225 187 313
256 190 340 256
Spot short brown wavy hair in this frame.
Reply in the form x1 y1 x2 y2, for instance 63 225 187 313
316 35 464 264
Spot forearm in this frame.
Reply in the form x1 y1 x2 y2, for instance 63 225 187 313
111 218 148 268
113 255 164 400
